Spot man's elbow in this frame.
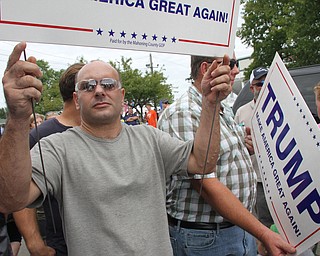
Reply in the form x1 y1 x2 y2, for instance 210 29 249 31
0 199 29 214
0 185 32 213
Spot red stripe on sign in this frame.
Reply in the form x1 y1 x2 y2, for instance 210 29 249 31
178 38 228 47
0 20 93 32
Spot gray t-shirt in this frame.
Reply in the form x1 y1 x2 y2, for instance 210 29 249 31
31 124 193 256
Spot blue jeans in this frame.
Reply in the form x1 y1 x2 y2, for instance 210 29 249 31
169 223 257 256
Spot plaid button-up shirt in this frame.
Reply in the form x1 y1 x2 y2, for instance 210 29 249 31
158 85 257 223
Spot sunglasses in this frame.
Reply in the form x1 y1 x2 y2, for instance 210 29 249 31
208 58 239 70
229 59 239 70
252 80 265 87
76 78 121 92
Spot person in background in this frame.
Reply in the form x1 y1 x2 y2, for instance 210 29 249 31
0 213 12 256
13 62 85 256
145 103 157 127
314 82 320 128
45 111 59 120
159 99 170 118
0 42 232 255
234 66 273 253
234 66 273 228
6 215 21 256
123 106 140 125
158 56 295 256
29 113 44 129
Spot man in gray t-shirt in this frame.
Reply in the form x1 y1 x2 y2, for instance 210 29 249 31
0 42 236 255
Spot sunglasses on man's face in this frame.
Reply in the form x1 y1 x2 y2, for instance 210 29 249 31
75 78 122 92
209 59 239 70
252 80 265 87
229 59 239 70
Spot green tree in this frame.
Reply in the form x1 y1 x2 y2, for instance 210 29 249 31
0 107 7 119
238 0 320 78
34 60 64 114
111 57 173 119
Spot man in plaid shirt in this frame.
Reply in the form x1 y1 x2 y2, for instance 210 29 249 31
158 55 295 256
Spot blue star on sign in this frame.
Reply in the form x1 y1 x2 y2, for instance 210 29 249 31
131 32 137 39
142 33 148 40
96 28 103 35
152 34 157 41
109 29 115 37
120 31 126 38
162 36 167 42
171 37 177 43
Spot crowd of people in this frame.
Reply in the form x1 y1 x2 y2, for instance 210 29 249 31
0 41 319 256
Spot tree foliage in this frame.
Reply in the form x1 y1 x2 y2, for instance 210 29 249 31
238 0 320 78
34 60 64 114
111 57 173 118
0 108 7 119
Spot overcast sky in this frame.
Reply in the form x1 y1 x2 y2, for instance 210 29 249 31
0 36 252 109
0 7 252 109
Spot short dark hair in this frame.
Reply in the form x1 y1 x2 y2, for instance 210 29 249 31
190 55 218 81
59 63 85 102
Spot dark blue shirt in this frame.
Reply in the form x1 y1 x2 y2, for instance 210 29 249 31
30 118 71 255
123 112 139 126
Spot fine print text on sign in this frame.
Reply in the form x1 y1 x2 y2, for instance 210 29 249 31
0 0 240 57
251 53 320 255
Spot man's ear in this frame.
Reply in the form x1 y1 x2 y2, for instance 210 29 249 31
73 92 80 110
200 62 210 76
121 88 125 104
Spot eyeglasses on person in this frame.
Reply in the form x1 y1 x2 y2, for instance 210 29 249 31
252 80 265 87
75 78 122 92
229 59 239 70
206 58 239 70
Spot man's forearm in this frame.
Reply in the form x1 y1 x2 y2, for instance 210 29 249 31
13 208 46 251
192 179 296 255
192 178 268 240
0 118 32 213
191 101 220 174
14 208 56 256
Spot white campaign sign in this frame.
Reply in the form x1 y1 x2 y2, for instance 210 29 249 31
0 0 239 56
251 53 320 255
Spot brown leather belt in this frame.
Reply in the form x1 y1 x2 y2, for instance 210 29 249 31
168 214 234 230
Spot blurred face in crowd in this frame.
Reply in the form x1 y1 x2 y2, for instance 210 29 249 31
229 53 240 87
30 115 44 129
250 75 266 101
74 61 125 126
